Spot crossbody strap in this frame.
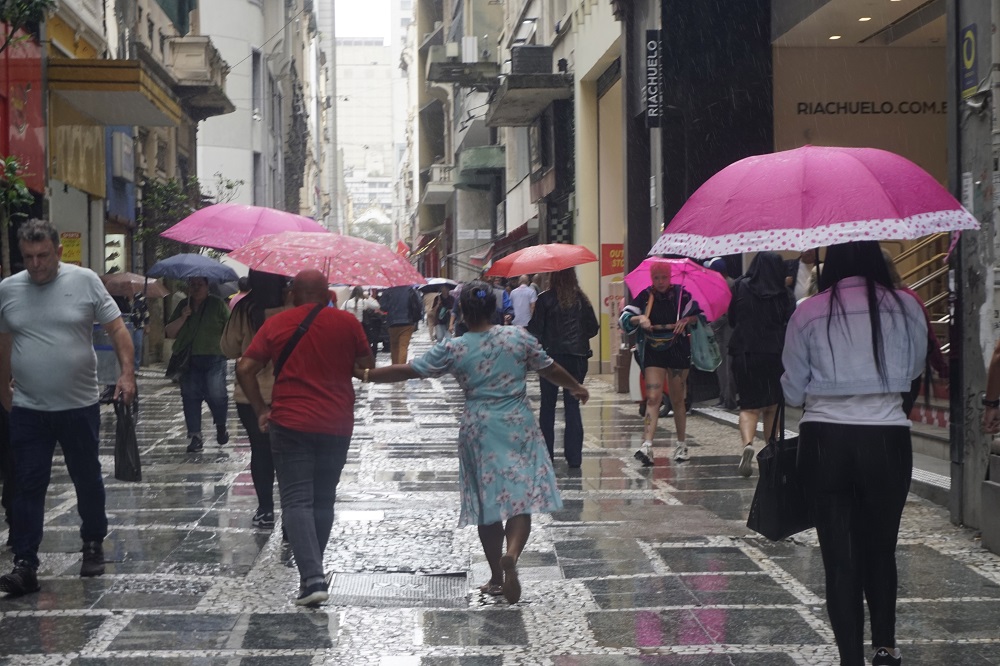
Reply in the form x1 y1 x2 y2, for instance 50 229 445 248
273 303 325 379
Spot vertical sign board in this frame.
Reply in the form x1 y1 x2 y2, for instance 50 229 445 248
961 24 978 99
600 244 625 363
645 30 661 128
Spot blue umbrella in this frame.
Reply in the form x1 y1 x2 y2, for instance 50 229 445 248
147 253 238 283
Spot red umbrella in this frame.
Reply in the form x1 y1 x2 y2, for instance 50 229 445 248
100 272 170 298
160 203 330 251
228 231 426 287
485 243 597 277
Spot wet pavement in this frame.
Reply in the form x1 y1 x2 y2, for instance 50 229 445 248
2 339 1000 664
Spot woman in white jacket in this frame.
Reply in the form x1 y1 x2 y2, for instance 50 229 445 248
781 241 926 666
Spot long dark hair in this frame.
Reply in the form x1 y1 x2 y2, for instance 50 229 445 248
743 251 787 299
818 241 903 384
236 270 286 331
549 267 592 311
459 279 496 326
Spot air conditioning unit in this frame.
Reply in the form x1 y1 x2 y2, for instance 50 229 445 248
511 45 552 74
461 36 478 63
111 132 134 182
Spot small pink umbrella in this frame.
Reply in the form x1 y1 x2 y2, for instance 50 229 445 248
624 258 732 322
161 203 330 251
649 145 979 257
228 231 426 287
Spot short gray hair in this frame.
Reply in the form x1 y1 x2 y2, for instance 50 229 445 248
17 219 59 247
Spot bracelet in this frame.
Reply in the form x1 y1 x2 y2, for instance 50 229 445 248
363 368 370 383
983 395 1000 408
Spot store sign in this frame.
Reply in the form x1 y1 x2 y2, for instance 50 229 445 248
645 30 662 128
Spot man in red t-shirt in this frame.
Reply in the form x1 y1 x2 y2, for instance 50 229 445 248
237 269 373 606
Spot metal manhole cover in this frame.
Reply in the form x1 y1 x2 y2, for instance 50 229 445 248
328 573 468 608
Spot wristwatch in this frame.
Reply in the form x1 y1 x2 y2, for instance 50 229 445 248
982 395 1000 408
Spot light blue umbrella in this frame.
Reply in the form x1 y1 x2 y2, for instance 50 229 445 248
147 253 239 283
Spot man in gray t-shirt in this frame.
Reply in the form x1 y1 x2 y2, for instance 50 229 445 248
0 219 135 598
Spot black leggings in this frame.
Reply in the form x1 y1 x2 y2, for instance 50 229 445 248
798 422 911 666
237 403 276 514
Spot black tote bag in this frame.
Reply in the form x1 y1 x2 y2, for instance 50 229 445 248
746 403 813 540
113 399 142 482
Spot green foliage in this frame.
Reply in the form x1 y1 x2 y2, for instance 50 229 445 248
351 219 392 247
0 0 55 55
137 176 202 265
209 171 244 204
0 154 33 277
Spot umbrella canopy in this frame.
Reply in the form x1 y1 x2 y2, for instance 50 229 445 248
228 231 426 287
418 277 459 293
485 243 598 278
160 203 330 251
648 145 980 257
147 253 239 283
100 272 170 298
625 258 732 323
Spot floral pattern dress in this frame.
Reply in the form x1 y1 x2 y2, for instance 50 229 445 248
410 326 563 527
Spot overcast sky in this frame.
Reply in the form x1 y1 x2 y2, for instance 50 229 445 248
335 0 391 40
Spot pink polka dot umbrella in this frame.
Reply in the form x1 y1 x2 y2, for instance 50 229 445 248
228 231 426 287
649 145 979 258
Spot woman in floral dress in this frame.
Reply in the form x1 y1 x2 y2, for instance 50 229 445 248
357 280 588 604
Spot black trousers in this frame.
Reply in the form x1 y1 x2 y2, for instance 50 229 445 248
798 421 911 666
237 403 275 514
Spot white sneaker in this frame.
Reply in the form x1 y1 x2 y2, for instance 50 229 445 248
673 443 690 462
738 444 755 477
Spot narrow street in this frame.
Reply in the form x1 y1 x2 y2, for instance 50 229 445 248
0 339 998 665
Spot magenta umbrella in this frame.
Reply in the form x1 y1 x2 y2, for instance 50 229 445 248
161 203 330 251
624 258 732 322
649 145 979 257
228 231 426 287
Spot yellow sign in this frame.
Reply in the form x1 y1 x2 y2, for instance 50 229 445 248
962 24 978 99
60 231 82 265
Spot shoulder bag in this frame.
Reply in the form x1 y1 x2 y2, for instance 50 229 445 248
689 313 722 372
746 402 814 540
165 300 201 381
273 303 326 379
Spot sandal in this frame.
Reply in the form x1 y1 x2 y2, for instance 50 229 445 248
478 582 503 596
500 554 521 604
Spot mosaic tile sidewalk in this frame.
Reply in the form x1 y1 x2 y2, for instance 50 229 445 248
0 339 998 665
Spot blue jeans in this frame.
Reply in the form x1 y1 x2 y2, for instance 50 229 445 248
434 324 450 342
180 355 229 436
269 423 350 584
9 404 105 568
131 327 144 369
539 353 588 467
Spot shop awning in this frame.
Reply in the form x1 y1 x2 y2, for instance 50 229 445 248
49 58 182 126
469 243 494 267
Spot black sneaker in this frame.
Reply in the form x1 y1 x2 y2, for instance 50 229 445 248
0 560 39 596
295 580 329 606
80 541 105 577
872 648 902 666
216 426 229 445
633 449 654 467
186 434 204 453
252 511 275 529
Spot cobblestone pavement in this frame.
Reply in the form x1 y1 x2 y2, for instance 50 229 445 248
1 339 999 665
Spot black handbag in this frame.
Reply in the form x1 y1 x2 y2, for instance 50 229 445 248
164 344 191 381
746 403 813 540
165 299 203 381
113 399 142 482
